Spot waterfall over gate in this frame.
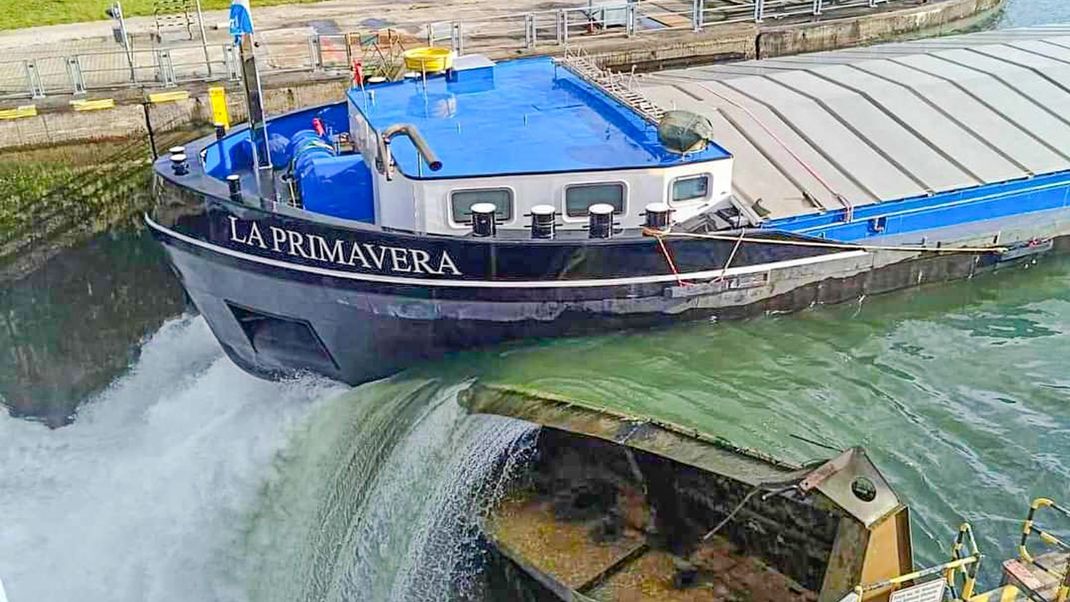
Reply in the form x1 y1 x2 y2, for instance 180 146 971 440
242 379 537 602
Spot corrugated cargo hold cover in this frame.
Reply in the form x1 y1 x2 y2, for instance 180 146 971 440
641 26 1070 221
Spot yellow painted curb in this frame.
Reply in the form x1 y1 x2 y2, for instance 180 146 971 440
148 90 190 104
70 98 116 111
0 105 37 120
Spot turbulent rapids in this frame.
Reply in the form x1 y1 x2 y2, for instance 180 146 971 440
0 316 537 602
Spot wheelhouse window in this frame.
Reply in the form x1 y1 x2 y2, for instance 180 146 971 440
565 183 625 217
672 174 710 203
450 189 513 223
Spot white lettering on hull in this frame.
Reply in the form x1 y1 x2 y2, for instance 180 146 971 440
227 216 463 276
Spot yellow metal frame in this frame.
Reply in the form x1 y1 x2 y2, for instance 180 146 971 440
851 555 979 599
848 498 1069 602
1018 498 1070 602
850 522 982 601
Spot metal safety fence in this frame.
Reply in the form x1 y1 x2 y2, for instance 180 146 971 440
426 0 898 55
0 0 901 100
0 44 241 99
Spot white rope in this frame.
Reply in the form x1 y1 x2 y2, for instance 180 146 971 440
715 227 747 281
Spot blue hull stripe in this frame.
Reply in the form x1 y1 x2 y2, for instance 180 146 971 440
765 171 1070 242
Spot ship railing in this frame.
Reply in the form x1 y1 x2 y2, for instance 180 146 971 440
844 500 1070 602
555 46 666 123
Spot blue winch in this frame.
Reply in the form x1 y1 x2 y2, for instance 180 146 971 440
288 128 375 223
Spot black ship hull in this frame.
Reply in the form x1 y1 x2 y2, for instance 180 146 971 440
148 184 866 384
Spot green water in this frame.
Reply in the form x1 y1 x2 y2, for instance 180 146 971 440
461 257 1070 576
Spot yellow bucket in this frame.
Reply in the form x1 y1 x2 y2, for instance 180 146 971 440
403 47 455 73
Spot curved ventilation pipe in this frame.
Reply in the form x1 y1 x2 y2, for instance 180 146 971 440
376 123 442 179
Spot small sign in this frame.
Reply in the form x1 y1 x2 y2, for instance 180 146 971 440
889 579 946 602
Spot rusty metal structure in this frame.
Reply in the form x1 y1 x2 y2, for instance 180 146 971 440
463 384 1068 602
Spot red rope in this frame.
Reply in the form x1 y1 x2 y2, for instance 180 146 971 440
655 235 690 286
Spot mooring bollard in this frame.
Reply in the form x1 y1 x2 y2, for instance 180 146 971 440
170 153 189 176
530 204 556 239
469 203 497 237
644 202 672 231
227 174 242 201
588 203 615 239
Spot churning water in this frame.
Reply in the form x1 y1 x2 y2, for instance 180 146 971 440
0 316 537 602
0 316 346 601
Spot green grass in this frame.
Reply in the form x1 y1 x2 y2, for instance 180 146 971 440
0 0 326 32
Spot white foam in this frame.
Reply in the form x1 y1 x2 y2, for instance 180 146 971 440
0 315 346 602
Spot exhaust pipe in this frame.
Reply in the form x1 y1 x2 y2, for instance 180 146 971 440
377 123 442 178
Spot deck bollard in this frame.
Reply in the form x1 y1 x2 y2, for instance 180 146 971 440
643 202 672 231
170 153 189 176
530 204 557 239
227 174 242 202
469 203 497 237
588 203 615 239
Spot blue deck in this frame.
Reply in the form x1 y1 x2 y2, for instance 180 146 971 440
346 57 730 179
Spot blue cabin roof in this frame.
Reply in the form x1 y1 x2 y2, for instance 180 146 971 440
346 56 731 180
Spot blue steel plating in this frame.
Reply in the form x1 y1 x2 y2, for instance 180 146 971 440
766 171 1070 242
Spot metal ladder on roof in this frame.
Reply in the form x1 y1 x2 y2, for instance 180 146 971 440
555 47 665 124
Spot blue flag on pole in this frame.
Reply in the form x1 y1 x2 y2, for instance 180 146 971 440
229 0 254 41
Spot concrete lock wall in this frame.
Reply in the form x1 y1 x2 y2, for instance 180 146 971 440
0 0 1005 153
758 0 1005 58
0 78 348 151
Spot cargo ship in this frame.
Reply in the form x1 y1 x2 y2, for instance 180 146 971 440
150 26 1070 385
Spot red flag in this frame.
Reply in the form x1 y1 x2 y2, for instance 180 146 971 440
353 59 364 87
